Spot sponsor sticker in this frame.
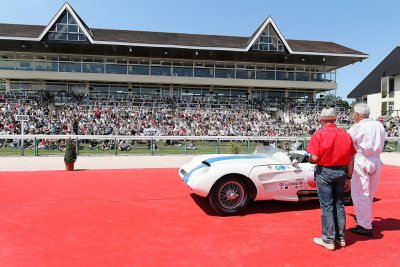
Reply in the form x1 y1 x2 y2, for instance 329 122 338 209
275 165 286 171
279 179 305 190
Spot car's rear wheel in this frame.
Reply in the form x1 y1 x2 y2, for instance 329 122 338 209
208 176 250 216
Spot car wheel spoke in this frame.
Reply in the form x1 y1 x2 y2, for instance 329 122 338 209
218 181 244 209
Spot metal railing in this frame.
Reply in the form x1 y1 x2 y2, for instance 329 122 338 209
1 135 399 156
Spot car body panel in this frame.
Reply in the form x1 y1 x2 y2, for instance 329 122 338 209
179 147 317 200
249 162 315 201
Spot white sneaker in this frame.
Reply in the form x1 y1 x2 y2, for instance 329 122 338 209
313 237 335 251
335 238 346 247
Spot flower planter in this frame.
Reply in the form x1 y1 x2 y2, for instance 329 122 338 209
65 162 75 171
64 139 77 171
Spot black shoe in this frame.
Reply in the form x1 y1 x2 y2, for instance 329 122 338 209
349 225 373 237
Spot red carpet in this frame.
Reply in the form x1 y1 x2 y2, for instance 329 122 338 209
0 165 399 266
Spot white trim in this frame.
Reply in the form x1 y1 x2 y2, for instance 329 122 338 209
1 134 398 142
37 2 94 43
245 16 293 53
0 34 367 58
0 36 38 41
92 40 244 51
291 51 368 58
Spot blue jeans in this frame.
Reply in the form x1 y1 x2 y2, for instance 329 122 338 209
315 165 346 244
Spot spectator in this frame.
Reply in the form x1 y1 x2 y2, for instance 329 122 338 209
38 139 49 149
118 139 130 151
187 140 197 150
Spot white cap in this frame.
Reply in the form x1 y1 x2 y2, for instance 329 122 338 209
320 108 336 121
354 103 370 116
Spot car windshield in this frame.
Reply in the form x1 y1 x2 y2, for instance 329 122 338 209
253 145 286 155
253 145 291 164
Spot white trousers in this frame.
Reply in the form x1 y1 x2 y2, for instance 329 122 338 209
351 154 381 229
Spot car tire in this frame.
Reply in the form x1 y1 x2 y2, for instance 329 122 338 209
208 176 250 216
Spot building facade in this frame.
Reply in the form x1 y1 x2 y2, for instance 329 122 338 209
0 3 367 108
348 46 400 118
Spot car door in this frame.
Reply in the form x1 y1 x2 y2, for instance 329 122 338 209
249 163 304 201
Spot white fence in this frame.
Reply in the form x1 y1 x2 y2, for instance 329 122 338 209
1 134 399 156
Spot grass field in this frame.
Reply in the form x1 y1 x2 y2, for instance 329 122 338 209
0 140 300 156
0 139 397 157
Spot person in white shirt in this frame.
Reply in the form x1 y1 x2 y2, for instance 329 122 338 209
347 103 385 237
118 139 130 151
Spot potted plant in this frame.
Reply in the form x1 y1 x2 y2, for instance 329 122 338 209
64 138 77 171
229 143 241 154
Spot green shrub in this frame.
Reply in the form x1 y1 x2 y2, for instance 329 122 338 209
64 139 77 163
229 143 241 154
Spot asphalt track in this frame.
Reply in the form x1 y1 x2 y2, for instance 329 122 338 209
0 163 399 266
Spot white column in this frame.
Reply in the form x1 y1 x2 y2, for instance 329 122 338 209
85 81 90 95
169 83 173 97
6 79 10 93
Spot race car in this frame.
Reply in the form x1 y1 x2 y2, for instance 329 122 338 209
179 146 350 216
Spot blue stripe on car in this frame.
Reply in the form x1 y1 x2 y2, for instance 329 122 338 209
183 164 208 184
183 155 270 184
203 155 268 164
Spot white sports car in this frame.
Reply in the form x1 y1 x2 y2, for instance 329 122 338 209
179 146 320 215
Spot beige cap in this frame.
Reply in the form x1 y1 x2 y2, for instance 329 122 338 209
320 108 337 121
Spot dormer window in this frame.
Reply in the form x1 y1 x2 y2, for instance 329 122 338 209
47 11 87 41
252 24 284 52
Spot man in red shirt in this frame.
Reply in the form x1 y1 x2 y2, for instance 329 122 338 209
306 108 355 251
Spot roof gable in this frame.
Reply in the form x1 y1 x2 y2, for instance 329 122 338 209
38 2 93 43
246 16 292 53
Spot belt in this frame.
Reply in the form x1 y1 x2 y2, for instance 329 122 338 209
316 165 346 170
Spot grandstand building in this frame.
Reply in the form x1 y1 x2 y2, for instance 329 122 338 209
348 46 400 118
0 2 367 110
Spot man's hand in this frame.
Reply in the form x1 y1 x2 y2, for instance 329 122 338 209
344 179 351 192
347 156 354 177
309 154 319 164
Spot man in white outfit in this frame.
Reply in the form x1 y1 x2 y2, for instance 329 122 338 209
347 103 386 237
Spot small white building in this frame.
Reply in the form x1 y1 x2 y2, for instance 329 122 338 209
348 47 400 118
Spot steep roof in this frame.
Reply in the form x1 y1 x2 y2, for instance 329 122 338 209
0 22 367 56
348 46 400 98
287 40 364 55
0 2 367 57
0 24 43 38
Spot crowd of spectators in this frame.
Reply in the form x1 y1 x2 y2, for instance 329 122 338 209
1 92 399 150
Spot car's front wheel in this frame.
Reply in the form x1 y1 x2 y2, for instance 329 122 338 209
208 176 250 216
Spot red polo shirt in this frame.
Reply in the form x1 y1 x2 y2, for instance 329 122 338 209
306 123 355 166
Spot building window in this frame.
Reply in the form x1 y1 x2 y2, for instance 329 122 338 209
381 77 388 98
252 24 284 52
389 77 395 98
0 82 5 91
47 11 87 42
381 102 388 115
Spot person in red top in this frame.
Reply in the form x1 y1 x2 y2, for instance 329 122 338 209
306 108 355 251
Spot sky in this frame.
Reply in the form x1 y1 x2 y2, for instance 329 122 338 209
0 0 399 101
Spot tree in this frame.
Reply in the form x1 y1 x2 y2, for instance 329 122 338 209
321 94 350 108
